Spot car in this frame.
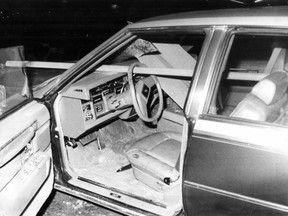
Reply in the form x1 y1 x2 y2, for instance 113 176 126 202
2 6 288 216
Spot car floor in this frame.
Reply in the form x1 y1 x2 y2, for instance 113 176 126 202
66 118 165 205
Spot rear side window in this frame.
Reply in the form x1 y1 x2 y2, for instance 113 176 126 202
208 34 288 125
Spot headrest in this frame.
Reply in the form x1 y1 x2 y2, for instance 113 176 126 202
252 70 288 105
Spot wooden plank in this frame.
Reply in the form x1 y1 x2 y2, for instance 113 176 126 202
6 61 74 69
97 65 193 77
5 61 269 81
227 72 267 81
153 43 196 69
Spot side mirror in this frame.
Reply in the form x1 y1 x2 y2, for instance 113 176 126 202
0 85 7 115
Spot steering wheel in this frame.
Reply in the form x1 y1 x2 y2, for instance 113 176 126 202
127 62 164 122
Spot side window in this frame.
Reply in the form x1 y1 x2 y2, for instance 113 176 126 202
209 34 288 125
0 46 30 116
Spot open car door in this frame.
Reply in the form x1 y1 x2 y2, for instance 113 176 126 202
0 46 53 216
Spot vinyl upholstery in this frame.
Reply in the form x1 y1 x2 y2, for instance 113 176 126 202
230 70 288 122
126 132 181 191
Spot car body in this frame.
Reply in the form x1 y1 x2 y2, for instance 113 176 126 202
2 6 288 216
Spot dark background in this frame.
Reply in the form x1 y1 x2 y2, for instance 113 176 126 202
0 0 287 62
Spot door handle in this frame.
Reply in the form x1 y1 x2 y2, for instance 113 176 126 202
0 123 36 167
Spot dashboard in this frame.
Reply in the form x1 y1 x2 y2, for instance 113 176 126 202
59 71 129 138
89 76 124 118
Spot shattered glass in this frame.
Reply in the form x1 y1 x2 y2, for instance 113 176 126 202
115 38 158 62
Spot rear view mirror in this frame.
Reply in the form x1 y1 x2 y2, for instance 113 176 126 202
0 85 7 115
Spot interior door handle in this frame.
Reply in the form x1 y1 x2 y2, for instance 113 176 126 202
0 123 37 167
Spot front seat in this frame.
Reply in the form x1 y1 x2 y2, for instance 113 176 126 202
126 131 182 193
230 70 288 122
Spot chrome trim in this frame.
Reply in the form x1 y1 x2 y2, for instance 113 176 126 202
200 114 288 129
186 27 228 118
54 183 154 216
184 181 288 213
193 117 288 155
191 133 287 155
78 176 166 208
184 28 214 116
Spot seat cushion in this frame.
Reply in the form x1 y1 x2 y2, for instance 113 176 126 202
127 132 181 166
126 132 182 191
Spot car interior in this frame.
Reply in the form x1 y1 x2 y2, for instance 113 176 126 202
52 32 205 215
50 32 288 215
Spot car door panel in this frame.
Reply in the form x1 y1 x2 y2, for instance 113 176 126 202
0 100 53 216
183 119 288 215
184 135 288 204
0 122 36 167
183 184 287 215
0 152 51 215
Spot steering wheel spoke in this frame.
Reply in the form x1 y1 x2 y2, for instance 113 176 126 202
136 93 149 117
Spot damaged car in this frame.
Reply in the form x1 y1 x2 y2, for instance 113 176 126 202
2 6 288 216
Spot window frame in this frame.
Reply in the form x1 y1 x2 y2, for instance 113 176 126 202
0 97 32 121
201 27 288 128
0 70 32 120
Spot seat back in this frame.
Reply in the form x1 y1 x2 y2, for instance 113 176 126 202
230 70 288 122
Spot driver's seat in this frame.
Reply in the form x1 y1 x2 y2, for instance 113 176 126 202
126 131 182 193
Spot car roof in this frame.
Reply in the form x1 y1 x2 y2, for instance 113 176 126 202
129 6 288 29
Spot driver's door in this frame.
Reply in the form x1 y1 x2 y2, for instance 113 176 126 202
0 46 53 216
